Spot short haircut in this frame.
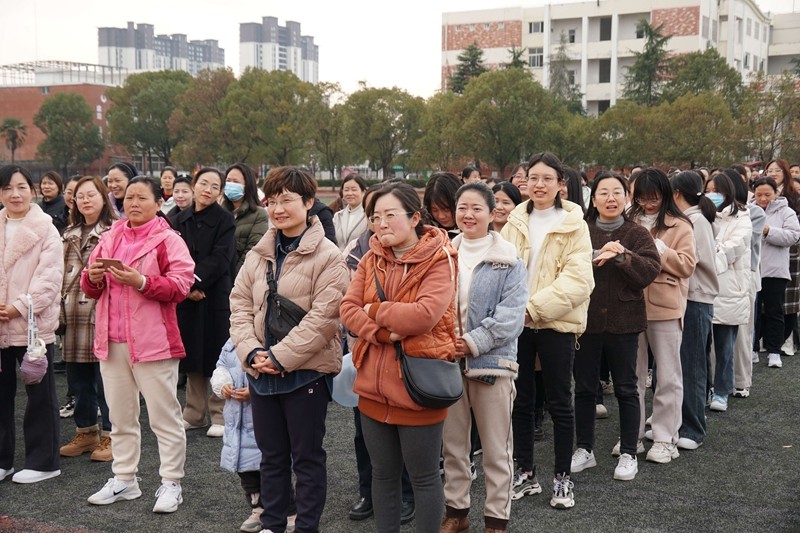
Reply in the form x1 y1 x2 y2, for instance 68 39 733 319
262 166 317 202
367 182 424 237
70 176 117 227
41 171 64 193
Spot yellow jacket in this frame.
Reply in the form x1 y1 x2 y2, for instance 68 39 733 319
501 200 594 335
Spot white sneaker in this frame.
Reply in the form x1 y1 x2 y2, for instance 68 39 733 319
613 453 638 481
0 467 14 482
241 506 263 533
595 404 608 419
611 439 645 457
781 337 794 356
709 394 728 412
768 353 783 368
550 473 575 509
644 429 653 441
153 481 183 513
206 424 224 438
570 448 597 473
646 442 679 464
752 351 760 363
645 414 653 426
676 437 703 450
11 469 60 484
88 477 142 505
733 388 750 398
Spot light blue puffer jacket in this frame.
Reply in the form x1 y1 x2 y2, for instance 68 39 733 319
212 339 261 473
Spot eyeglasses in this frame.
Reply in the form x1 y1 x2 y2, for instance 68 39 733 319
76 192 100 201
528 175 558 185
266 195 303 209
635 197 662 206
595 191 626 200
368 212 412 225
766 168 783 174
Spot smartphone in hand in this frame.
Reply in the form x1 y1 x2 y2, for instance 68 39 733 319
96 258 124 271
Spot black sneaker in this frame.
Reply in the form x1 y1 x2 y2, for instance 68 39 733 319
470 461 477 481
59 397 75 419
52 360 66 374
348 497 373 520
511 469 542 500
400 500 415 524
534 408 545 441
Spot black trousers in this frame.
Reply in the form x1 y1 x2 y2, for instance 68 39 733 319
755 278 788 353
0 344 60 472
512 328 575 476
353 407 413 502
250 379 330 533
574 332 640 456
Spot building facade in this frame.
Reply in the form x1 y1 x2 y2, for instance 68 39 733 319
98 22 225 76
239 17 319 83
443 0 784 115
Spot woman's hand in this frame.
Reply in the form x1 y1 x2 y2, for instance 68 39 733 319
0 304 21 321
87 261 107 285
251 351 281 375
763 224 770 236
187 289 206 302
231 387 250 402
221 383 234 399
594 240 625 266
107 264 145 289
455 337 469 358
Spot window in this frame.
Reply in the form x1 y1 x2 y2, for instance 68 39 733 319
712 20 718 42
754 22 760 39
455 25 461 32
41 86 50 95
600 17 612 41
498 22 505 29
737 18 743 44
568 69 576 86
702 16 709 39
763 27 767 42
746 18 752 37
744 52 750 70
568 29 576 43
598 100 611 114
528 47 544 68
469 24 475 31
599 59 611 83
753 55 759 71
484 23 490 30
529 21 543 34
760 58 765 72
636 24 645 39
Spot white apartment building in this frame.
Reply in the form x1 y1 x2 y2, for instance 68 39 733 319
768 11 800 75
239 17 319 84
442 0 779 115
98 22 225 77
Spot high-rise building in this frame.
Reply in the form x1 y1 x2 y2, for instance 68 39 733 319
98 22 225 76
239 17 319 83
442 0 789 115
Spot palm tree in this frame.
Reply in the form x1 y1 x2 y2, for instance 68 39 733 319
0 118 27 163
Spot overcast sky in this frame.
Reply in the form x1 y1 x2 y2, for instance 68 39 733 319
0 0 793 98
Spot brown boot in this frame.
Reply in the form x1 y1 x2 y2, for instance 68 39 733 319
440 516 470 533
60 428 99 457
90 435 113 462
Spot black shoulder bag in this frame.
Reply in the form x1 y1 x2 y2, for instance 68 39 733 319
266 262 308 342
373 271 462 409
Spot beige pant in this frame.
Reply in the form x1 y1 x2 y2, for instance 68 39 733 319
442 376 516 520
735 272 757 389
183 373 224 426
101 343 186 483
637 320 683 444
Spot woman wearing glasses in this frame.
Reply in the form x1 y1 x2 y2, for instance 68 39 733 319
229 167 349 533
628 168 696 465
502 152 593 510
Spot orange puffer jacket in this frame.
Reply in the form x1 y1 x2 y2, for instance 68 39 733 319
340 225 457 426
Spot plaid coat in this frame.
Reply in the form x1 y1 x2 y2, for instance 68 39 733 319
61 223 109 363
785 243 800 315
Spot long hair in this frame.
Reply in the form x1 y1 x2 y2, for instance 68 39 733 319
671 170 716 224
584 172 628 223
765 159 800 214
69 176 117 228
628 167 691 236
223 163 261 213
563 166 586 212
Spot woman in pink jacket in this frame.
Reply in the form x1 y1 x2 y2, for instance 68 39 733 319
80 176 195 514
0 165 64 485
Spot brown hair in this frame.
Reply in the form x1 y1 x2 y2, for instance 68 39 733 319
69 176 117 227
262 166 317 203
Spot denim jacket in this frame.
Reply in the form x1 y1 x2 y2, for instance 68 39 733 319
452 232 528 378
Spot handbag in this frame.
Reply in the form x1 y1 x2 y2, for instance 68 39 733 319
373 271 462 409
266 262 308 342
21 294 48 385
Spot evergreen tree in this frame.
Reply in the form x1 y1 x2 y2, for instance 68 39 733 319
449 42 488 94
623 20 671 106
549 31 585 115
504 47 527 69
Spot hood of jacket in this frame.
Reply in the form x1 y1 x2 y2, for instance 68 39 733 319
104 216 177 264
451 230 518 267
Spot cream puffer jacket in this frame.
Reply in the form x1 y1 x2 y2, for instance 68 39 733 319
712 205 752 325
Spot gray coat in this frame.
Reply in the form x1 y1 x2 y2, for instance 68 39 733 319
452 232 527 378
753 196 800 281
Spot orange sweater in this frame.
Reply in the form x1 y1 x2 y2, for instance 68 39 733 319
340 226 457 426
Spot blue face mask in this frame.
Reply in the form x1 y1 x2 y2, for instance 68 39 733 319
224 182 245 202
706 192 724 208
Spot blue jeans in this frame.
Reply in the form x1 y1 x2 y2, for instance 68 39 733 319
66 362 110 431
712 324 738 397
679 301 712 443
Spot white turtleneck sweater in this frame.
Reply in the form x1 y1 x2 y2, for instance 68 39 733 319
457 234 491 334
527 205 566 291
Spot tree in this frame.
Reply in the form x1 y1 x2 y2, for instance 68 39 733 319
219 68 323 166
343 84 424 177
662 47 744 113
411 91 460 170
623 20 671 106
33 93 103 175
311 83 354 178
738 72 800 163
454 69 558 176
0 118 27 163
791 57 800 78
548 31 585 115
170 68 236 167
449 42 488 94
107 70 192 169
586 100 657 167
504 47 527 70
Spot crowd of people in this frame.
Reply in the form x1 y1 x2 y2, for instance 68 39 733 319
0 154 797 533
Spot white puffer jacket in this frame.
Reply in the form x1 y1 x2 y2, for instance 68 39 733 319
712 205 752 325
